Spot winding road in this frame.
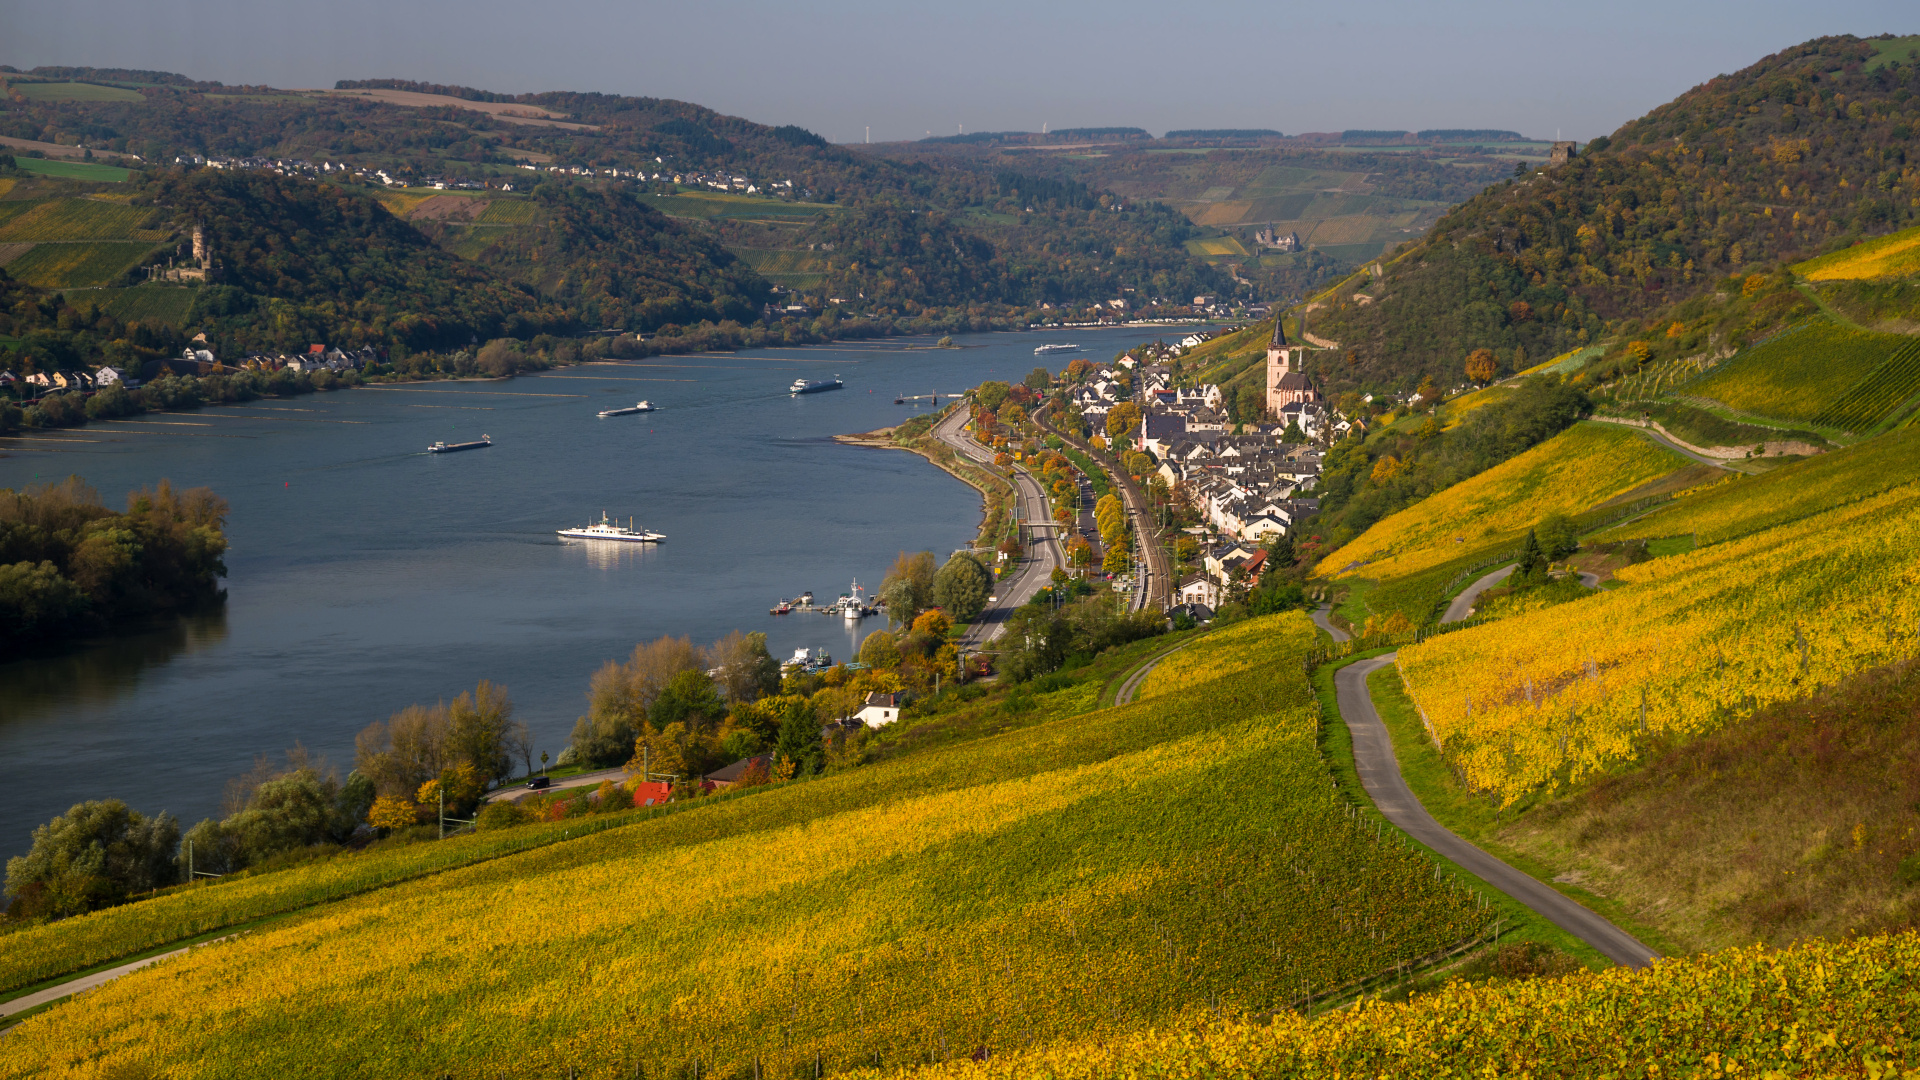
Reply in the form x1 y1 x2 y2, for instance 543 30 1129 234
1335 654 1659 968
930 405 1065 648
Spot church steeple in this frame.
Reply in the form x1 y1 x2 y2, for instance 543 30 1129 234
1270 315 1288 350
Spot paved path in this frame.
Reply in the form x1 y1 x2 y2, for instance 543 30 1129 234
1588 416 1734 470
485 766 631 803
0 936 228 1028
1443 565 1515 623
930 406 1064 648
1112 640 1195 706
1311 603 1350 642
1334 654 1659 968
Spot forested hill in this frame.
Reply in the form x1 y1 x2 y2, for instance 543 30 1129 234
1312 34 1920 391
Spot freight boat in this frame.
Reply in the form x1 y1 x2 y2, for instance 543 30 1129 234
428 435 491 453
597 401 656 417
790 377 844 395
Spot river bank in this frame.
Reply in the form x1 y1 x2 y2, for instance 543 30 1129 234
836 410 1016 549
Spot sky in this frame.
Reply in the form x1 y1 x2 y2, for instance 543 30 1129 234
4 0 1915 144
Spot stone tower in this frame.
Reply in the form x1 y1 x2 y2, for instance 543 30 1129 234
191 224 206 265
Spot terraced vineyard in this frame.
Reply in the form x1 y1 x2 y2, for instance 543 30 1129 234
0 198 157 241
0 614 1495 1079
1796 221 1920 282
0 196 168 288
3 241 155 288
1807 336 1920 432
1321 424 1686 583
1686 319 1910 425
1397 471 1920 803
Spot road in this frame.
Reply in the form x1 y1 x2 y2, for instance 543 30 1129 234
484 766 631 803
1444 566 1602 624
930 406 1065 648
1031 409 1171 612
1112 639 1195 706
1311 603 1349 642
1334 654 1660 968
0 935 232 1031
1587 416 1735 470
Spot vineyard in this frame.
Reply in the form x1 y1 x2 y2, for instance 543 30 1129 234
2 242 155 288
0 614 1498 1080
1320 423 1684 583
1395 476 1920 803
1686 319 1911 425
0 198 157 242
1807 336 1920 433
475 197 540 225
1596 424 1920 548
96 284 198 325
1797 220 1920 281
878 931 1920 1079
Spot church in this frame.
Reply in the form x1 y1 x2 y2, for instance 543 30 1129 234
1265 319 1319 414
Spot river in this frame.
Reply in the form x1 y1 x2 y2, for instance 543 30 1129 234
0 325 1213 856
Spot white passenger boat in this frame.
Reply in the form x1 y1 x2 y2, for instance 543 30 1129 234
1033 343 1080 357
557 511 665 543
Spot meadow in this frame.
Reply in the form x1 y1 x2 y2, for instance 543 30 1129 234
475 197 540 225
880 931 1920 1078
9 158 132 183
0 614 1495 1079
1797 221 1920 281
2 242 154 288
9 82 143 103
1687 318 1911 425
1320 423 1685 582
1396 474 1920 803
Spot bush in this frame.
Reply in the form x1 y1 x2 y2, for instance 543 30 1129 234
475 800 533 832
5 800 180 917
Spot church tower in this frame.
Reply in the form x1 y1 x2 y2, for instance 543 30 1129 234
1265 316 1318 414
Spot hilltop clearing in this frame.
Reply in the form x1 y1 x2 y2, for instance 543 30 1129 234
1305 34 1920 393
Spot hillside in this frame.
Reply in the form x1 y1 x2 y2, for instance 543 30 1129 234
1307 34 1920 394
0 615 1510 1075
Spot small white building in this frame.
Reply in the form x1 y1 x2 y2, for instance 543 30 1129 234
855 692 901 728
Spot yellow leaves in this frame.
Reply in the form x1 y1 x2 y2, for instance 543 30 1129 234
1400 480 1920 802
366 795 418 831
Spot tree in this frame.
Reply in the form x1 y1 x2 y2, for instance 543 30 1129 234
932 552 992 621
567 636 704 767
858 629 901 669
1464 349 1497 385
975 381 1011 412
1515 528 1547 582
881 550 938 626
1536 513 1579 561
445 680 523 785
6 800 179 916
1103 546 1132 575
366 796 418 834
355 703 449 798
708 631 780 703
911 608 952 640
649 668 726 732
1105 401 1142 445
773 706 825 778
1124 451 1155 476
1025 366 1052 391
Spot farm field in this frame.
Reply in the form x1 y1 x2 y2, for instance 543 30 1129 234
1595 424 1920 547
889 931 1920 1078
1321 423 1688 582
9 158 132 183
2 242 154 288
475 197 540 225
730 246 831 288
1396 472 1920 802
1686 318 1914 426
648 190 837 221
0 614 1497 1079
0 198 158 242
87 285 198 325
7 81 143 103
1796 221 1920 281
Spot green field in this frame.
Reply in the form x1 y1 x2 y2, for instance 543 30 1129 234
1185 235 1250 258
0 198 157 242
649 190 837 221
9 81 143 103
474 198 539 225
8 158 133 183
730 246 830 287
85 285 198 324
3 242 155 288
1688 318 1919 428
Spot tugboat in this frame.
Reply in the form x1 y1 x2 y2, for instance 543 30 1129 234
769 599 793 615
790 377 844 396
598 401 656 417
428 435 491 453
557 511 665 543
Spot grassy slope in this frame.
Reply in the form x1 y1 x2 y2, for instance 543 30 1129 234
0 614 1493 1078
1320 422 1687 583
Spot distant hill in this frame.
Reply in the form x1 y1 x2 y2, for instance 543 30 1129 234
1311 33 1920 393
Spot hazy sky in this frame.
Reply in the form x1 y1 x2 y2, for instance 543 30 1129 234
5 0 1914 143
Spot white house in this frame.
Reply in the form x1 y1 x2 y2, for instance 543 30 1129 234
93 366 136 388
855 692 901 728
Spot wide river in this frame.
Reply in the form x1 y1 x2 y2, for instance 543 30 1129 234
0 325 1209 856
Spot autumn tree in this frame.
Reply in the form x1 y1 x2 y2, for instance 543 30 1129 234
881 550 938 626
708 631 781 704
1105 401 1142 445
859 629 901 669
6 800 179 916
1024 366 1052 390
1464 349 1497 385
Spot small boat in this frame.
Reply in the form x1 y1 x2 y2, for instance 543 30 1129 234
429 435 491 453
790 377 843 396
797 591 814 606
1033 343 1080 357
598 401 656 417
557 511 664 543
770 599 792 615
